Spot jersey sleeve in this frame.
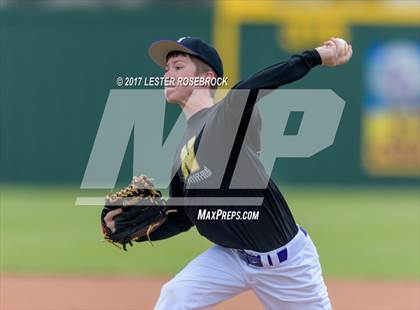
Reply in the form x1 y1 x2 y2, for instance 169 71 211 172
136 175 195 242
136 204 194 242
222 49 322 114
214 49 321 157
232 49 321 91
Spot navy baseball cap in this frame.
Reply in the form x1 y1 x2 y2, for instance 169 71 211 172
149 36 223 77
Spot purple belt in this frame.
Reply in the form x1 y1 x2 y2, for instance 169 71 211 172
237 227 307 268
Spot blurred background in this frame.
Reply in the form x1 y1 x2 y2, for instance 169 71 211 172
0 1 419 309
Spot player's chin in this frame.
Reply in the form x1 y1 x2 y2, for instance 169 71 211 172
164 87 179 104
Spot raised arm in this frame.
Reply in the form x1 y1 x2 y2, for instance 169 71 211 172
232 37 353 90
232 50 321 91
222 37 353 116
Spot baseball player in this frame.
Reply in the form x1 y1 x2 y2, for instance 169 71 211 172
105 36 352 309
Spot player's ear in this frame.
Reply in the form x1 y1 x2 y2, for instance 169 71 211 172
204 70 216 79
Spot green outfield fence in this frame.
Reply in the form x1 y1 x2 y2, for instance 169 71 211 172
1 5 419 185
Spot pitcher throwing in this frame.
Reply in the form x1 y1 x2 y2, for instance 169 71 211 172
104 36 352 309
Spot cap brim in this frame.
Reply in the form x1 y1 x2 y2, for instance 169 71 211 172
148 40 197 68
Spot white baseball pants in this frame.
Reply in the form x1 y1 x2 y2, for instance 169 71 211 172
154 227 331 310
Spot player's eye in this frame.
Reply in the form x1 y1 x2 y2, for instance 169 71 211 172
175 66 183 70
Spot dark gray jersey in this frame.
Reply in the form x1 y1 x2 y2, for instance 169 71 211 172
142 50 322 252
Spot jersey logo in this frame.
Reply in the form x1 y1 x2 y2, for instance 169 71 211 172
180 136 200 179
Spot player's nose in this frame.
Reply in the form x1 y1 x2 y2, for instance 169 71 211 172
164 69 173 78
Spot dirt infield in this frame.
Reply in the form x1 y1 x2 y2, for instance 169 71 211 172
1 275 419 310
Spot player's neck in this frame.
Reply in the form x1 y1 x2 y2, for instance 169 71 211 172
180 91 214 119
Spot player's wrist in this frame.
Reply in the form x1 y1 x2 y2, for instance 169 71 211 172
297 49 322 68
315 45 336 67
311 48 322 65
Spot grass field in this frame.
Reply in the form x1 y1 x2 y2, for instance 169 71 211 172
1 184 419 279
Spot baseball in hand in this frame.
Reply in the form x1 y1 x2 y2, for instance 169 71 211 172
334 38 350 57
316 37 353 66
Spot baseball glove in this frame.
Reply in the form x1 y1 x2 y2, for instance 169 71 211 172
100 175 174 251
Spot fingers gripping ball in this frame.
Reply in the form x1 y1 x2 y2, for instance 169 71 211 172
334 38 350 58
100 175 176 251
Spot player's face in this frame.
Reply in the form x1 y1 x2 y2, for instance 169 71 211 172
164 55 197 104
